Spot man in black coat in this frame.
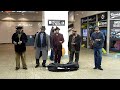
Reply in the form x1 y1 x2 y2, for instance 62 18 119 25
12 26 28 70
68 28 81 64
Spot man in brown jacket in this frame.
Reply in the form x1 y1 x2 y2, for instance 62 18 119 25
52 27 64 63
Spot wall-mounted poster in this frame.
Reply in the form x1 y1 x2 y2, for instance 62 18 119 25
48 20 65 26
110 11 120 52
110 20 120 39
83 29 87 36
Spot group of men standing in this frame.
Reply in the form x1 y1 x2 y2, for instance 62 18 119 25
12 25 104 71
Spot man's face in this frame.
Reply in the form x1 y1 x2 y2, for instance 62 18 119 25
95 27 100 33
17 29 22 34
95 29 99 33
41 29 45 33
54 30 56 33
56 30 59 33
72 30 76 35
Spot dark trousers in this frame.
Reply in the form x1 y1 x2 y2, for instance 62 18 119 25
94 48 102 68
50 49 54 61
36 51 46 65
54 49 62 63
69 51 80 63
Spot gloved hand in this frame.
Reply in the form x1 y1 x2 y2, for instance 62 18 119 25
18 41 22 45
13 41 17 45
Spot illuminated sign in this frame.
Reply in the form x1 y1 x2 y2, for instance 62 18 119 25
48 20 65 26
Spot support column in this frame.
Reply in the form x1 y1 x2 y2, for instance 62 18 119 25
107 11 110 55
43 11 68 56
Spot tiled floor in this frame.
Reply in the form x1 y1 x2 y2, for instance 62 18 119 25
0 44 120 79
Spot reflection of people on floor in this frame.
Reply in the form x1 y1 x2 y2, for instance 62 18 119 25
12 26 28 70
91 27 105 70
68 28 81 64
34 26 50 68
52 27 64 64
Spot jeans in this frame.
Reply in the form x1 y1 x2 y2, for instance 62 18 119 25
93 48 102 68
50 49 54 61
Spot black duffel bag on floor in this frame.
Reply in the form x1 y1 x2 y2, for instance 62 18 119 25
47 62 79 72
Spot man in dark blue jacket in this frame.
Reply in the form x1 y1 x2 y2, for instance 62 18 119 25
91 27 105 70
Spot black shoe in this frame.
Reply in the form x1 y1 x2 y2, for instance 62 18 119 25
23 67 27 70
93 67 97 69
98 67 103 70
67 62 72 64
15 67 19 70
35 64 39 68
42 63 46 67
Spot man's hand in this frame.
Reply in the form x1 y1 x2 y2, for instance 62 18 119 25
13 41 17 45
18 41 22 45
59 41 63 43
95 39 101 41
71 43 75 45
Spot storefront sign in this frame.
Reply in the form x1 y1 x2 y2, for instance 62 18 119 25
88 15 96 22
81 17 88 23
98 21 107 27
98 12 107 21
110 11 120 19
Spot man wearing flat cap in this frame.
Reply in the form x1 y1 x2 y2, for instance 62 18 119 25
52 27 64 63
34 26 50 68
12 26 28 70
68 28 81 64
